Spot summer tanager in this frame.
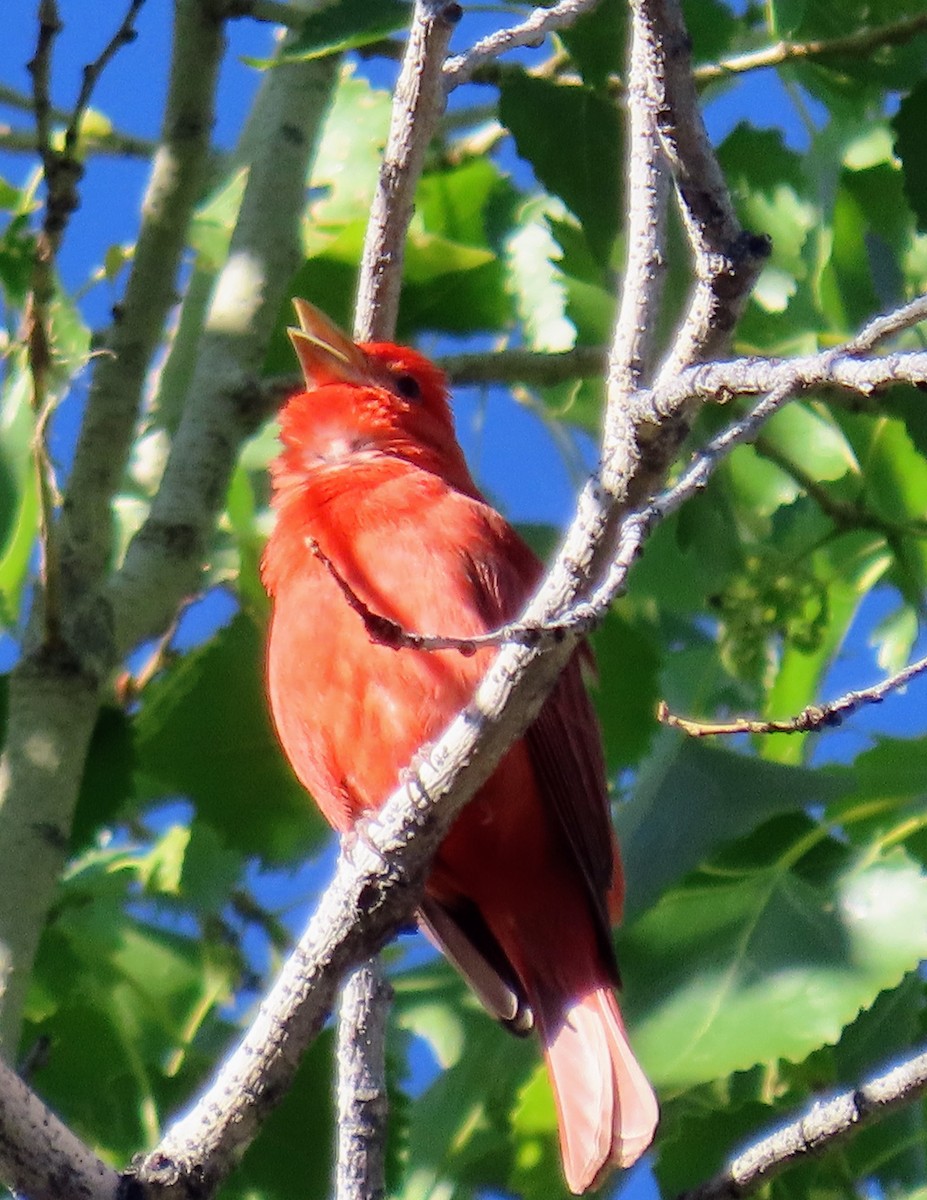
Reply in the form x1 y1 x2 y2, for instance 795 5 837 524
262 299 658 1193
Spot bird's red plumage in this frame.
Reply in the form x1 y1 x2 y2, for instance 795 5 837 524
262 303 658 1192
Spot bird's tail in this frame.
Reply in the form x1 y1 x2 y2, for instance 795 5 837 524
538 985 658 1194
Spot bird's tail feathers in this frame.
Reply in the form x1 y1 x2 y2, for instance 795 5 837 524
540 985 658 1194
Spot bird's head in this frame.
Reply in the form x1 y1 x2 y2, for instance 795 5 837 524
277 300 463 480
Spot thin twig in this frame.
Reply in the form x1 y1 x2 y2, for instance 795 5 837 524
658 650 927 738
62 0 144 168
845 292 927 353
354 0 461 342
695 13 927 86
677 1047 927 1200
443 0 599 90
307 537 587 653
0 122 155 157
0 81 67 120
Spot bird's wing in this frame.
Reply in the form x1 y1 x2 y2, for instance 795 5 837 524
460 516 618 952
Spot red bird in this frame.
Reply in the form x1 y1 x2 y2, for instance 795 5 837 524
262 299 658 1193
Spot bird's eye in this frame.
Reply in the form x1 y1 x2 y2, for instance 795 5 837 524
394 372 422 402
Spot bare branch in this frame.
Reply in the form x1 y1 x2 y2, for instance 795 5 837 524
605 0 669 425
0 121 156 157
845 292 927 352
0 80 66 120
644 346 927 413
0 1057 120 1200
335 962 392 1200
439 345 606 387
695 13 927 86
659 650 927 738
354 0 461 342
306 536 591 653
62 0 144 167
677 1047 927 1200
631 0 769 381
345 6 468 1187
443 0 599 91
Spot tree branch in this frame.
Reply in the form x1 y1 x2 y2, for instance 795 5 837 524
443 0 599 91
0 1057 119 1200
625 0 769 384
354 0 460 342
0 120 156 157
604 0 669 440
438 345 607 387
335 961 392 1200
677 1047 927 1200
659 649 927 738
695 13 927 87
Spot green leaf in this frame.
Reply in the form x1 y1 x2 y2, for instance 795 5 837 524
71 706 135 850
719 125 817 315
307 66 391 227
134 613 328 863
395 965 538 1200
681 0 740 63
589 608 661 771
505 198 576 352
557 0 627 89
417 158 517 253
762 401 859 483
499 74 623 261
0 360 39 627
546 215 615 347
771 0 810 37
189 168 248 270
762 532 890 764
0 211 36 304
0 176 22 209
622 841 927 1091
398 246 511 337
893 79 927 233
618 735 847 919
263 0 409 64
838 409 927 599
25 849 239 1159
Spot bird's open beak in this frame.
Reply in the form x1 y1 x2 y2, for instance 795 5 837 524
288 299 372 388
